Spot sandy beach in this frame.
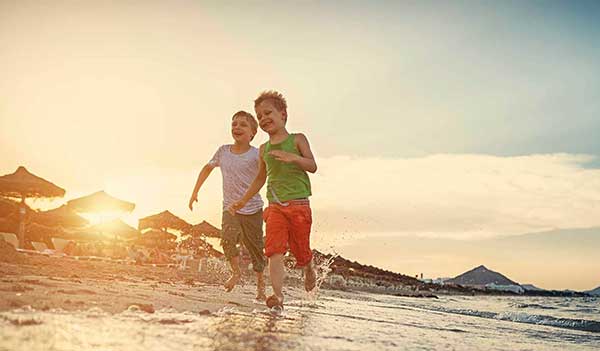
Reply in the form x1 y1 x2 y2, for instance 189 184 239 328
0 243 304 315
2 243 599 351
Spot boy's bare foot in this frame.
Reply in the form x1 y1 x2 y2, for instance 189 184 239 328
266 294 283 309
256 278 267 301
304 266 317 292
224 273 241 292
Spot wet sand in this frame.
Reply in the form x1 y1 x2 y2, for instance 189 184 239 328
0 251 297 315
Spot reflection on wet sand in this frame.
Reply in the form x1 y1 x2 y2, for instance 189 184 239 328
209 310 306 351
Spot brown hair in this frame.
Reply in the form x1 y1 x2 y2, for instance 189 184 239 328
254 90 287 115
232 110 258 138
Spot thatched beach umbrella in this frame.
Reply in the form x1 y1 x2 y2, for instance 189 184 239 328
90 219 140 240
0 166 66 248
67 190 135 214
24 222 66 244
137 229 177 248
32 205 89 228
141 229 177 241
56 228 103 242
185 220 221 238
138 210 191 232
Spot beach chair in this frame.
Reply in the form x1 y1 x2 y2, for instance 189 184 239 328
51 237 70 253
172 253 192 270
31 241 49 252
0 232 18 249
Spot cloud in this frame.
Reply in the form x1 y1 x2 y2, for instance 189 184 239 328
311 153 600 239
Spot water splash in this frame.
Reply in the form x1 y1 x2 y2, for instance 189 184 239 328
305 252 339 301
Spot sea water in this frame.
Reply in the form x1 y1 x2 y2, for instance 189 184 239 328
1 293 599 350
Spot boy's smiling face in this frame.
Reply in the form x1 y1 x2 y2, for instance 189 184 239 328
231 116 255 144
255 100 286 135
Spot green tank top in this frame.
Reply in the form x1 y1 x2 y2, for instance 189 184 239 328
263 134 312 203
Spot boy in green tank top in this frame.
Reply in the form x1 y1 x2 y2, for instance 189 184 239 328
230 90 318 310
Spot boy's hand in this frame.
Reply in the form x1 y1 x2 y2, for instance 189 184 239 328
268 150 299 163
228 199 247 215
188 195 198 211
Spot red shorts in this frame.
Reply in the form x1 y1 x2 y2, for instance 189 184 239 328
263 202 313 267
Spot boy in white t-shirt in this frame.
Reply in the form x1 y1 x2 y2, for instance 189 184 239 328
188 111 266 300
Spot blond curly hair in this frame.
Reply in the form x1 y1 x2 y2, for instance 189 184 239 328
254 90 287 114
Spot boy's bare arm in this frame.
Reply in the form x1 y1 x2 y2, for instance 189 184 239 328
228 144 267 213
188 163 215 211
268 133 317 173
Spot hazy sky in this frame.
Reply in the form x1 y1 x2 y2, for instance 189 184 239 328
1 1 599 290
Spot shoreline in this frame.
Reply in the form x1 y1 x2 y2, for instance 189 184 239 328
0 247 589 315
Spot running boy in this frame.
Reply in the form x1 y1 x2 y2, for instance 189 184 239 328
229 91 317 310
189 111 266 300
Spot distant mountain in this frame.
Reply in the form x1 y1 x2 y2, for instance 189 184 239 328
521 284 545 292
447 265 519 286
586 286 600 296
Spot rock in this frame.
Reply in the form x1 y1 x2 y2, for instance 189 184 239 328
128 303 155 313
0 240 22 263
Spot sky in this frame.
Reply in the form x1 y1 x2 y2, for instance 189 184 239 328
1 0 600 290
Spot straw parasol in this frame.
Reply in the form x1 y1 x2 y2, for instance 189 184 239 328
24 222 66 243
89 218 140 240
141 229 177 241
66 190 135 213
32 205 89 228
0 166 66 248
138 210 191 232
137 229 177 248
0 166 65 200
184 220 221 238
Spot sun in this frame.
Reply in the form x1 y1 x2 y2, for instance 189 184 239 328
79 211 124 226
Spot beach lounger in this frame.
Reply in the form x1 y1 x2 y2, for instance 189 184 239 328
31 241 49 252
0 232 18 249
51 237 70 253
172 254 193 270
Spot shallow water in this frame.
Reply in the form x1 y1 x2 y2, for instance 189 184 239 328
1 293 599 351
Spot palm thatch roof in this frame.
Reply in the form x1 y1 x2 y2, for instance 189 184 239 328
0 166 65 200
24 222 66 242
54 229 105 242
184 220 221 238
67 191 135 213
140 229 177 241
89 219 140 239
138 210 191 232
32 205 89 228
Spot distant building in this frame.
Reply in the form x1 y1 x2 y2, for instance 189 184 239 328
485 283 524 294
419 277 451 285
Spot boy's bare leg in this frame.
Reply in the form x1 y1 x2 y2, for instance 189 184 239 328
224 255 241 292
304 260 317 292
255 271 266 301
267 253 285 306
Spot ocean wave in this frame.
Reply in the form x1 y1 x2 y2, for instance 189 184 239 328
376 301 600 333
512 303 557 310
445 308 600 333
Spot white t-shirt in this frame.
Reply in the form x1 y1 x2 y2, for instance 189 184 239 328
209 145 264 215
